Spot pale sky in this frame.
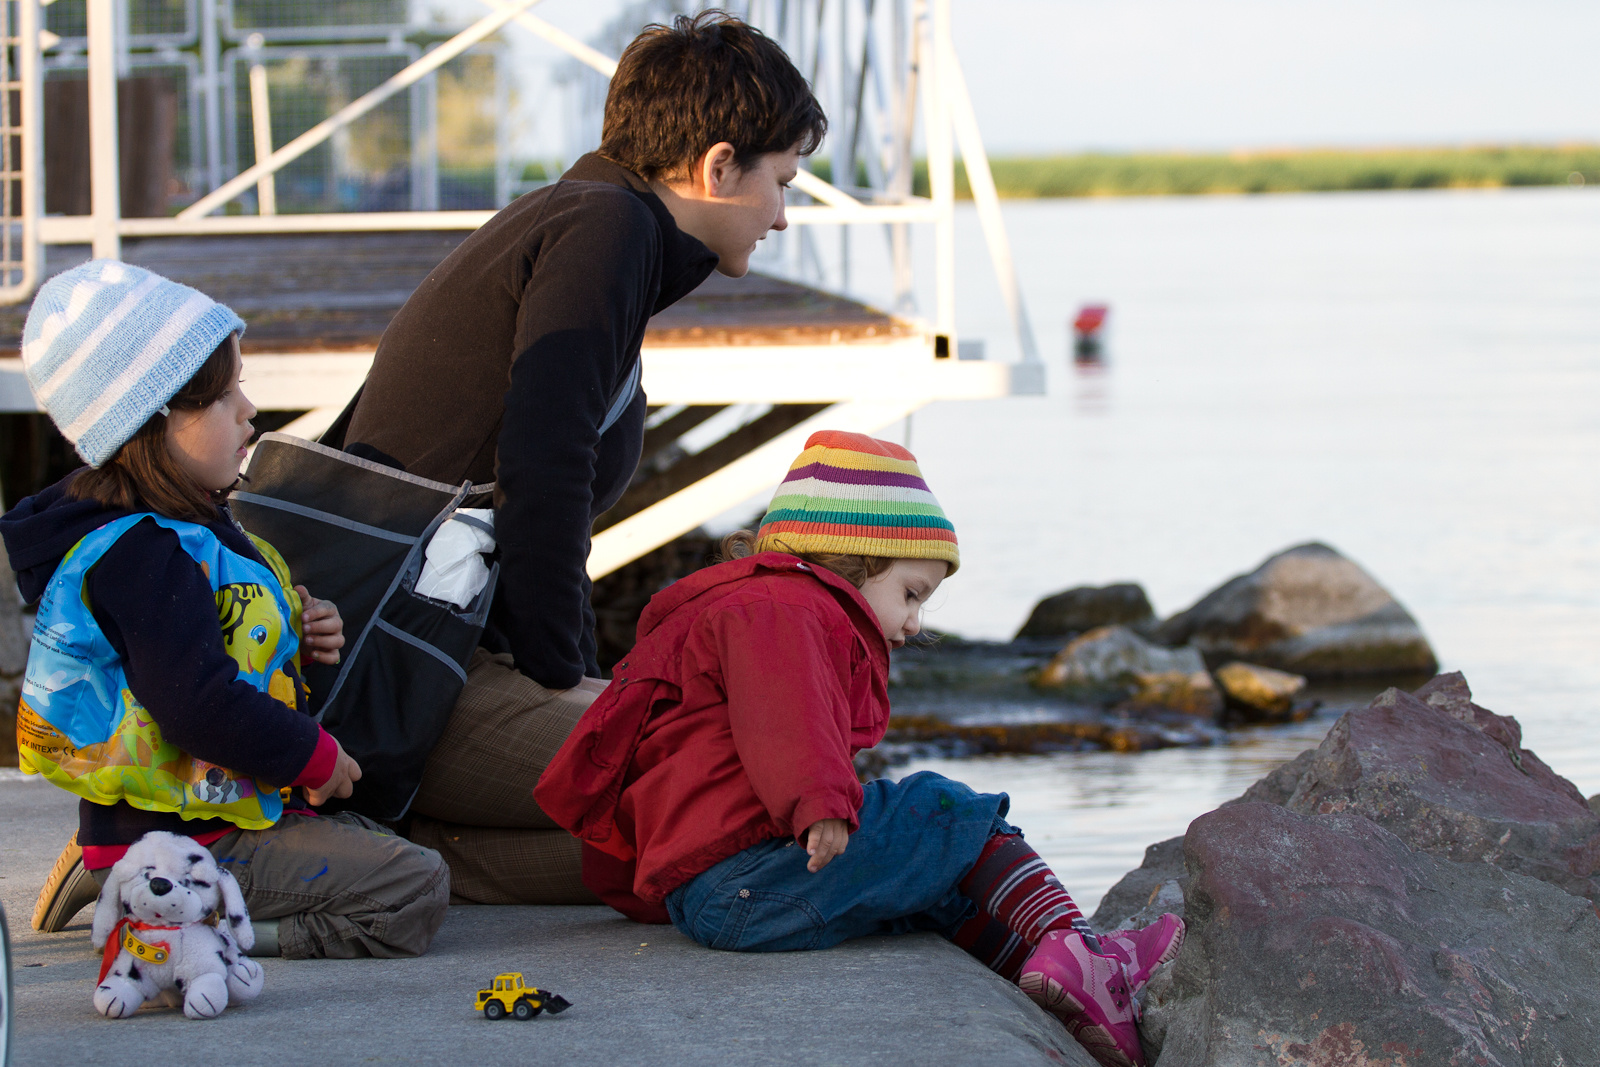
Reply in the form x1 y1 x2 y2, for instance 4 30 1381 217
439 0 1600 158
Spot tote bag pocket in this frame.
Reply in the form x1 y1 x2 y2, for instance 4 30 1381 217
316 545 497 819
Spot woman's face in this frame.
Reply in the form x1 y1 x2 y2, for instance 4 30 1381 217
164 337 257 492
698 147 799 277
656 143 799 278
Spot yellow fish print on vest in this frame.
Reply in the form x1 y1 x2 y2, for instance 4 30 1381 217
216 582 283 680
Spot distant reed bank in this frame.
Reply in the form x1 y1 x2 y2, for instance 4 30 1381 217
811 146 1600 199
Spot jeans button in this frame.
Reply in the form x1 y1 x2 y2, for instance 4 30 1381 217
738 889 751 899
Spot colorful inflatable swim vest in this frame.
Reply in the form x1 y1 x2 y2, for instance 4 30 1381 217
15 514 306 829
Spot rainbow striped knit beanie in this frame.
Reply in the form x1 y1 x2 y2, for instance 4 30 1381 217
22 259 246 467
753 430 959 572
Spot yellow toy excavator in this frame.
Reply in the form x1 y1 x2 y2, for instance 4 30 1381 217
474 973 572 1020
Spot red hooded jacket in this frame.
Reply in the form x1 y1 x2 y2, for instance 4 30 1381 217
534 552 891 921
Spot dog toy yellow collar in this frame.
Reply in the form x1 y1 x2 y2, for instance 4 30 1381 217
123 923 174 964
98 918 182 983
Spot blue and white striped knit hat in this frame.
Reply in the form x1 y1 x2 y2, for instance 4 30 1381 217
21 260 246 467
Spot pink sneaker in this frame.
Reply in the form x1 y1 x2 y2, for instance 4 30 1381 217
1018 930 1145 1067
1100 913 1185 993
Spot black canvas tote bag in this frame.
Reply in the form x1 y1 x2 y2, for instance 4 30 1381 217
230 433 497 820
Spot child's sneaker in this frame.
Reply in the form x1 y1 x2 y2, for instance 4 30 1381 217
1018 929 1145 1067
1100 913 1185 993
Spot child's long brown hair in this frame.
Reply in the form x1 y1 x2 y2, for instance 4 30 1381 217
67 335 239 523
718 530 893 590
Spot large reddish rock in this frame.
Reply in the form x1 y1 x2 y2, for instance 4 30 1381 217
1142 803 1600 1066
1090 673 1600 1063
1275 673 1600 900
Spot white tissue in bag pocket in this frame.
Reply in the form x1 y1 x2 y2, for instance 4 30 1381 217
414 508 495 609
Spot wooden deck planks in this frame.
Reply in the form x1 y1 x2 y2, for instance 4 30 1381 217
0 233 909 354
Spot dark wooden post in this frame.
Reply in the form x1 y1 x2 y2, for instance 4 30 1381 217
44 74 177 218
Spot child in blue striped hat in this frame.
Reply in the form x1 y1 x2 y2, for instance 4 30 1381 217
3 260 450 963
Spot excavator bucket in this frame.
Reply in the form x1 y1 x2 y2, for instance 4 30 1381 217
543 993 572 1015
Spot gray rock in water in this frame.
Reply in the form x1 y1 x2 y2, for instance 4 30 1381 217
1035 626 1219 715
1143 802 1600 1066
1156 542 1438 677
1036 625 1203 691
1015 583 1155 640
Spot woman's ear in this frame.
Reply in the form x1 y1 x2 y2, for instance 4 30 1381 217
698 142 740 198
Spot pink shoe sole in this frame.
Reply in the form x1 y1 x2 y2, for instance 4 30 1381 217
1101 913 1185 993
1018 930 1145 1067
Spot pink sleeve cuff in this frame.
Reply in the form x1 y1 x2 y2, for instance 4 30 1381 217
291 728 339 789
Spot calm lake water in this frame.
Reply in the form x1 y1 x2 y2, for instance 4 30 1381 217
803 186 1600 912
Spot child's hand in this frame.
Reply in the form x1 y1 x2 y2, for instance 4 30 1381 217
295 585 345 665
804 818 850 872
306 738 362 807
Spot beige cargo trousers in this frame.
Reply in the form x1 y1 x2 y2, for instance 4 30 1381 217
405 648 607 905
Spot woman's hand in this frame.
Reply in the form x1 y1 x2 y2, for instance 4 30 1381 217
295 585 345 665
306 738 362 807
804 818 850 873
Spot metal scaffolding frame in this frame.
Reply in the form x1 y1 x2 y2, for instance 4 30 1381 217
9 0 1036 364
0 0 1046 578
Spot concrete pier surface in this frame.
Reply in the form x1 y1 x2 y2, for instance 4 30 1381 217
1 777 1094 1066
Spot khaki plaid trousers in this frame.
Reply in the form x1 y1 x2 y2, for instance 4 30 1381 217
407 648 607 905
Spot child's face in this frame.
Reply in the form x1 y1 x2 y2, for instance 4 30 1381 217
165 339 257 492
858 558 948 649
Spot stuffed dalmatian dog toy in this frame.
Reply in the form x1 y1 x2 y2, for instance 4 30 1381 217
90 831 265 1019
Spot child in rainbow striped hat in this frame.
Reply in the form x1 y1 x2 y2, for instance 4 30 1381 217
537 430 1181 1067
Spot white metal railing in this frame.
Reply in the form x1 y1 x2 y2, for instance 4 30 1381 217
178 0 536 220
12 0 1037 364
0 0 39 302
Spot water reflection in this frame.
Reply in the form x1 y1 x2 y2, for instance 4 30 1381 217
882 674 1389 914
888 712 1335 915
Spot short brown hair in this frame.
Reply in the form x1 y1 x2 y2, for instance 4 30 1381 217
600 11 827 182
719 529 893 589
67 335 239 524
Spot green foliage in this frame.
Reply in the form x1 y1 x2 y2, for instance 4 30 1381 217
805 159 870 187
229 0 408 32
884 146 1600 199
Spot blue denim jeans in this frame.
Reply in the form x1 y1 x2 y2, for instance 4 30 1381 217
665 771 1014 952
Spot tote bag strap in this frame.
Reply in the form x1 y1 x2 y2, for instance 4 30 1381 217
323 355 634 452
600 358 641 436
317 385 364 450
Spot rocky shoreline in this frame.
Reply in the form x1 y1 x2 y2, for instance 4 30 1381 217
881 542 1439 762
